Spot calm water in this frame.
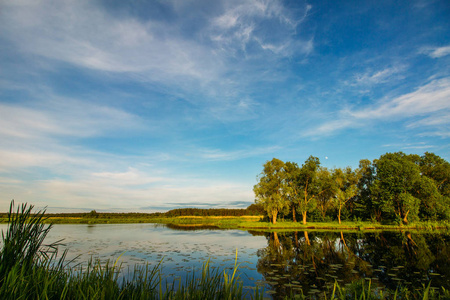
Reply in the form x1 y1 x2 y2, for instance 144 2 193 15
1 224 449 298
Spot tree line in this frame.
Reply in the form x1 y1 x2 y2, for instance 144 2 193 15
164 206 263 217
253 152 450 224
1 205 264 220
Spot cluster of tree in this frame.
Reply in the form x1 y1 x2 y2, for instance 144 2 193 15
253 152 450 224
164 206 263 217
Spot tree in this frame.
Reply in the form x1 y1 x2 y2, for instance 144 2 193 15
89 210 98 218
332 167 359 224
419 152 450 197
284 161 301 222
315 167 335 221
414 176 448 220
371 152 421 224
297 156 327 224
355 159 377 221
254 158 290 224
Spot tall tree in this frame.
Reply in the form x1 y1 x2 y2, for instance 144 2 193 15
284 161 301 222
332 167 360 224
355 159 377 221
253 158 290 224
297 156 327 224
315 167 334 221
371 152 421 224
419 152 450 197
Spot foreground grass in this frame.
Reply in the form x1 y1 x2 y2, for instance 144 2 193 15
1 201 449 299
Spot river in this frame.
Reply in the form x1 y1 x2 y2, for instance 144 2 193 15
1 223 449 298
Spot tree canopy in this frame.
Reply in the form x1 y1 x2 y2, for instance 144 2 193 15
253 152 450 224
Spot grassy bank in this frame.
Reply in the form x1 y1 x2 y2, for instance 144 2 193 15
2 212 448 231
237 220 450 231
1 201 449 299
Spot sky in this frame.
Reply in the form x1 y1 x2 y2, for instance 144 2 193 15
0 0 449 212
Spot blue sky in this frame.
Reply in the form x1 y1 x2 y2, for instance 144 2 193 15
0 0 449 212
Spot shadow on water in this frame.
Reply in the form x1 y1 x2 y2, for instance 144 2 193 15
255 230 450 299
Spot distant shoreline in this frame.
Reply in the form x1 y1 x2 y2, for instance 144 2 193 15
1 213 448 231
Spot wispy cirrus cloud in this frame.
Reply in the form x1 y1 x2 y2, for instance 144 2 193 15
0 0 218 81
194 145 281 161
421 45 450 58
306 77 450 137
351 65 406 86
0 0 312 85
0 99 143 140
209 0 313 56
0 0 314 128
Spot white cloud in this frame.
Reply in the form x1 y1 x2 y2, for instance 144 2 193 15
0 99 143 140
306 78 450 136
422 45 450 58
209 0 312 56
195 145 281 161
0 173 253 212
350 65 406 86
92 168 166 186
351 78 450 119
0 0 220 81
0 0 315 128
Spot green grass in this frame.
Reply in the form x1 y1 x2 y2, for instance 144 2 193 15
2 213 448 232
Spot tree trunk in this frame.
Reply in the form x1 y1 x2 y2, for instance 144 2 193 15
302 211 307 225
338 207 342 224
402 210 410 225
272 210 278 224
273 232 280 249
340 231 348 251
292 205 297 222
304 231 310 245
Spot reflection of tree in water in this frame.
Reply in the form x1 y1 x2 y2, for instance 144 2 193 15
255 231 450 298
360 231 448 290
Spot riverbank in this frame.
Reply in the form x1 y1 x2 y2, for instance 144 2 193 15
1 213 448 231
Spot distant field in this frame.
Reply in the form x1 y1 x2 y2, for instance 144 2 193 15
1 213 448 231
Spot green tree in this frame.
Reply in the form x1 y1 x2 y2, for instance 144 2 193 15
315 167 335 221
420 152 450 197
332 167 360 224
284 161 301 222
253 158 290 224
414 176 449 220
355 159 377 221
371 152 421 224
297 156 327 224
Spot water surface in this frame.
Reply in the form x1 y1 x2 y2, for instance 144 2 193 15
1 224 449 298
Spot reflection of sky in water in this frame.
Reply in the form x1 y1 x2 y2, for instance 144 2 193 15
4 224 447 298
0 224 267 289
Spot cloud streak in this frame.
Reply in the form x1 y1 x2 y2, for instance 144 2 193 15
0 99 143 140
306 78 450 136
